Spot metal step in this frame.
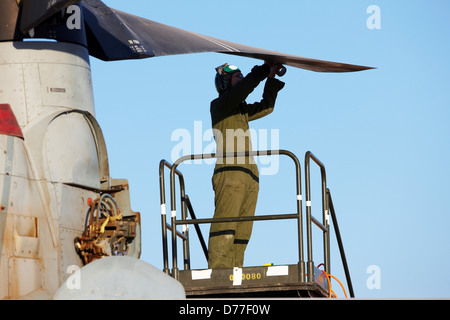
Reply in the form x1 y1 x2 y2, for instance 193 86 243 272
178 264 329 298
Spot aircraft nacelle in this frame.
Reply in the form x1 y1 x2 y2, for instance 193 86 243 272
0 41 142 299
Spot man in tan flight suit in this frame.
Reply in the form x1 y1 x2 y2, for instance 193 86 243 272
208 62 285 269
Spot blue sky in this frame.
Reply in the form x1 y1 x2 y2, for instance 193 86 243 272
90 1 449 298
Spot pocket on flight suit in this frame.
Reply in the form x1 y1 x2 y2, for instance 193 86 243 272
212 170 248 191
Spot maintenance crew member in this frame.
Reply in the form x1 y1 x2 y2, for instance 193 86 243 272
208 62 285 269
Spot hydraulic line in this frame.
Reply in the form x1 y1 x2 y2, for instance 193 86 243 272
317 264 348 298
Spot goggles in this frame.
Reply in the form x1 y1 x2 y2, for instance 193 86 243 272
223 64 240 74
216 63 241 75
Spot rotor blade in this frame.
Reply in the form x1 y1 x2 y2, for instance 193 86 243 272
81 0 227 61
85 4 373 72
188 37 374 73
215 46 374 73
18 0 374 72
81 0 155 61
20 0 80 33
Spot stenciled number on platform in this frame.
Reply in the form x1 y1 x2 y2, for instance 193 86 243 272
229 272 262 281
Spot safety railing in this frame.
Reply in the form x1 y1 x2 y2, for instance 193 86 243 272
305 151 330 281
159 160 185 274
160 150 305 281
159 160 210 275
327 188 355 298
304 151 354 297
159 149 354 297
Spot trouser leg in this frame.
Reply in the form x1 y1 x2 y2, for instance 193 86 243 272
233 186 258 267
208 184 245 269
208 171 258 269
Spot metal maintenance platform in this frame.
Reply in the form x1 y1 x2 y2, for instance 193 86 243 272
178 264 329 298
158 150 354 299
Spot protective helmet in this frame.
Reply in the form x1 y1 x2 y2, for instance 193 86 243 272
215 63 241 94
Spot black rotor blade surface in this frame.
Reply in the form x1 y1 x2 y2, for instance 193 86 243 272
17 0 374 72
82 0 373 72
